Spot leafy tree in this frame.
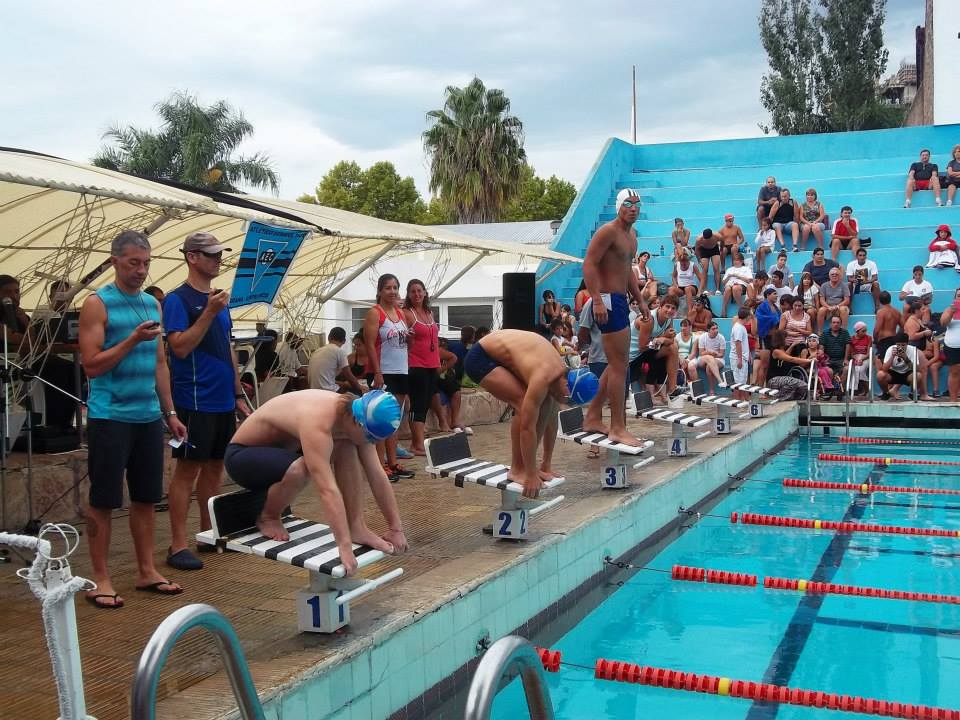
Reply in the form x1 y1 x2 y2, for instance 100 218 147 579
417 197 454 225
423 77 527 223
93 91 279 193
299 161 424 223
501 165 577 222
758 0 904 135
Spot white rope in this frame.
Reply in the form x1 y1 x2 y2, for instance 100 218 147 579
3 525 94 720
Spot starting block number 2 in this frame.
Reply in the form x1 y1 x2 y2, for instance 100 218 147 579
495 509 528 539
602 465 628 489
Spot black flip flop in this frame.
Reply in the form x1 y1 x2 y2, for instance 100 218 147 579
85 593 124 609
135 581 183 596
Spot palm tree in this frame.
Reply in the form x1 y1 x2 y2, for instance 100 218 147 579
423 78 526 223
93 92 280 194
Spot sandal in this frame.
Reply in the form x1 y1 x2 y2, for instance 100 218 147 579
135 580 183 595
85 593 124 609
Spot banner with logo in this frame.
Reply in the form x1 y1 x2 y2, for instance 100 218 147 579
229 221 311 309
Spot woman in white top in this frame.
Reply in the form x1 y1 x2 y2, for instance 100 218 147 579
754 216 777 273
697 322 727 392
941 287 960 402
632 251 659 303
720 251 755 318
671 252 703 311
676 318 699 384
363 273 412 479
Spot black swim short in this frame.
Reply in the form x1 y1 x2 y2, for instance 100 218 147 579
464 342 501 384
224 443 300 492
87 418 164 509
697 245 721 260
172 407 236 460
876 336 897 361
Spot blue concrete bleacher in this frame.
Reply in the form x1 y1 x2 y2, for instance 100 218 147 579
539 125 960 340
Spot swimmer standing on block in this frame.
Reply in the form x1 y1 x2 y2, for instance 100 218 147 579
224 389 408 575
464 330 598 499
582 188 648 446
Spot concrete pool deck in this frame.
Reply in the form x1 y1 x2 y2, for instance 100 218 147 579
0 399 797 720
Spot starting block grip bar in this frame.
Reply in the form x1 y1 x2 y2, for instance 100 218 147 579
529 495 565 517
330 548 386 578
335 568 404 606
633 456 656 470
694 430 711 441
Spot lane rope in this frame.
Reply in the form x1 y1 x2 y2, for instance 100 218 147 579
730 511 960 538
783 478 960 497
818 453 960 468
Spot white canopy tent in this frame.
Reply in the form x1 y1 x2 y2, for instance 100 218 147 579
0 148 579 327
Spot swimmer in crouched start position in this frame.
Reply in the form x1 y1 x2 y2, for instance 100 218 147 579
224 389 408 576
464 329 599 499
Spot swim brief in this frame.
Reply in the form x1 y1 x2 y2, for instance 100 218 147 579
224 443 301 492
464 342 501 384
596 292 630 334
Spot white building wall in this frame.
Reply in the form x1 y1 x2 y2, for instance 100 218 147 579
933 1 960 125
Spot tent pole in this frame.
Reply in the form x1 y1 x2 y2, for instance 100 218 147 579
536 261 565 288
432 251 491 299
314 240 399 302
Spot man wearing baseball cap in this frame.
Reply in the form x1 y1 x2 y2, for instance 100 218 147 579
716 213 745 271
224 389 408 576
163 231 251 571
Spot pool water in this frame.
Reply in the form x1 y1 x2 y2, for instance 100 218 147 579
493 436 960 718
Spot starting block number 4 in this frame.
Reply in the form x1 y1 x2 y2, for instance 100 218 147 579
297 590 348 633
494 509 528 539
750 402 763 418
669 438 688 457
602 464 628 489
715 417 731 435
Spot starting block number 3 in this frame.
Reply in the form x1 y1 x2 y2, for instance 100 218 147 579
495 509 528 539
602 465 628 489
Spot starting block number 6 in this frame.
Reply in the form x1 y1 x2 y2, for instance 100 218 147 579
602 464 628 489
495 509 528 539
750 402 763 418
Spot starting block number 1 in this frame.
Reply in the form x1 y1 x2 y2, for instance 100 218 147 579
494 509 528 539
602 464 628 489
715 416 731 435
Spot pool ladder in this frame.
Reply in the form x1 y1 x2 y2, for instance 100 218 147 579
464 636 554 720
130 603 265 720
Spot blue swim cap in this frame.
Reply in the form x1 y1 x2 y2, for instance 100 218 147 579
351 390 402 442
567 368 600 405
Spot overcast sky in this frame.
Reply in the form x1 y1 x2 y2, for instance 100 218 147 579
2 0 922 199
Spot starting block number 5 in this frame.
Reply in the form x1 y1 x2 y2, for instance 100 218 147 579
715 417 731 435
602 465 628 489
495 509 528 539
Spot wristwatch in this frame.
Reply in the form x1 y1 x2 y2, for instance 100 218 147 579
164 410 177 418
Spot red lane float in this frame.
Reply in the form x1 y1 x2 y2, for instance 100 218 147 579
840 436 958 447
783 478 960 497
587 656 960 719
535 647 561 672
671 564 757 587
818 453 960 467
763 576 960 605
730 511 960 538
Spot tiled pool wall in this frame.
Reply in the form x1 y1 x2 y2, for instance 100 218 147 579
806 403 960 438
257 408 797 720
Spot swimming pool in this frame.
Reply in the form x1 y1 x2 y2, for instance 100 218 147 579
492 435 960 718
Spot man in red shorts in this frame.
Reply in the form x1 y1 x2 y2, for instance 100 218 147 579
904 149 942 208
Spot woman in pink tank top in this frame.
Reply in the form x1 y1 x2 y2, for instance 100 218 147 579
402 279 440 456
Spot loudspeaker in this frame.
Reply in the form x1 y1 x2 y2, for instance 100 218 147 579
502 273 536 331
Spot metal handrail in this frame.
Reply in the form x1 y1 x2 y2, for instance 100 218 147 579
464 636 554 720
912 346 919 403
806 358 817 432
867 346 875 403
130 604 265 720
844 356 854 433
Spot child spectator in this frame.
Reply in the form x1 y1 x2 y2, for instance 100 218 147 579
926 224 958 270
768 251 796 289
729 307 752 400
754 217 777 272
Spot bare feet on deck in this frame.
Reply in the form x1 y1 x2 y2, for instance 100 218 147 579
538 468 563 482
606 429 646 447
381 528 409 554
257 515 289 541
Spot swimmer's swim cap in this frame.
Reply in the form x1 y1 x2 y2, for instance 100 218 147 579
616 188 640 212
567 368 600 405
352 389 402 442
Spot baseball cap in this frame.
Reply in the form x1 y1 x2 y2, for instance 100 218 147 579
724 214 734 221
182 232 232 254
352 390 402 442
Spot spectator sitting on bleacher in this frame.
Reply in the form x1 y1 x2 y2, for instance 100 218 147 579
799 188 827 251
769 188 800 253
717 214 745 270
539 289 561 336
754 217 777 272
671 250 703 311
819 315 851 396
781 294 813 346
945 145 960 207
696 322 726 393
687 294 714 333
899 265 934 324
756 176 781 230
830 206 860 262
874 291 902 361
633 295 681 404
846 247 881 313
672 217 691 251
849 322 872 396
720 251 754 317
904 148 942 208
796 272 820 332
877 333 932 400
794 334 837 399
633 251 660 303
765 270 793 303
695 228 723 295
676 318 699 385
802 247 840 287
817 267 851 330
926 224 958 270
748 270 769 309
768 251 796 290
765 329 813 399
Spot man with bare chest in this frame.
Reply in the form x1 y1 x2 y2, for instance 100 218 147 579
581 188 647 446
716 214 745 270
873 291 902 361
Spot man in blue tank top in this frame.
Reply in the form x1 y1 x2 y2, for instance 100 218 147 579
163 232 252 571
78 230 187 609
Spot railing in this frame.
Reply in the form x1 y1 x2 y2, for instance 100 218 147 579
464 636 554 720
867 346 875 404
806 358 817 432
912 349 919 403
130 604 265 720
844 357 855 434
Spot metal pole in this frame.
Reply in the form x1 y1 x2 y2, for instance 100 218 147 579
45 565 91 720
631 65 637 144
464 636 553 720
312 241 399 302
432 251 491 298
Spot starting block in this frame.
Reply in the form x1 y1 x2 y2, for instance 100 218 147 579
557 406 655 489
722 369 779 418
686 379 749 435
424 432 565 540
197 490 403 633
632 390 711 457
